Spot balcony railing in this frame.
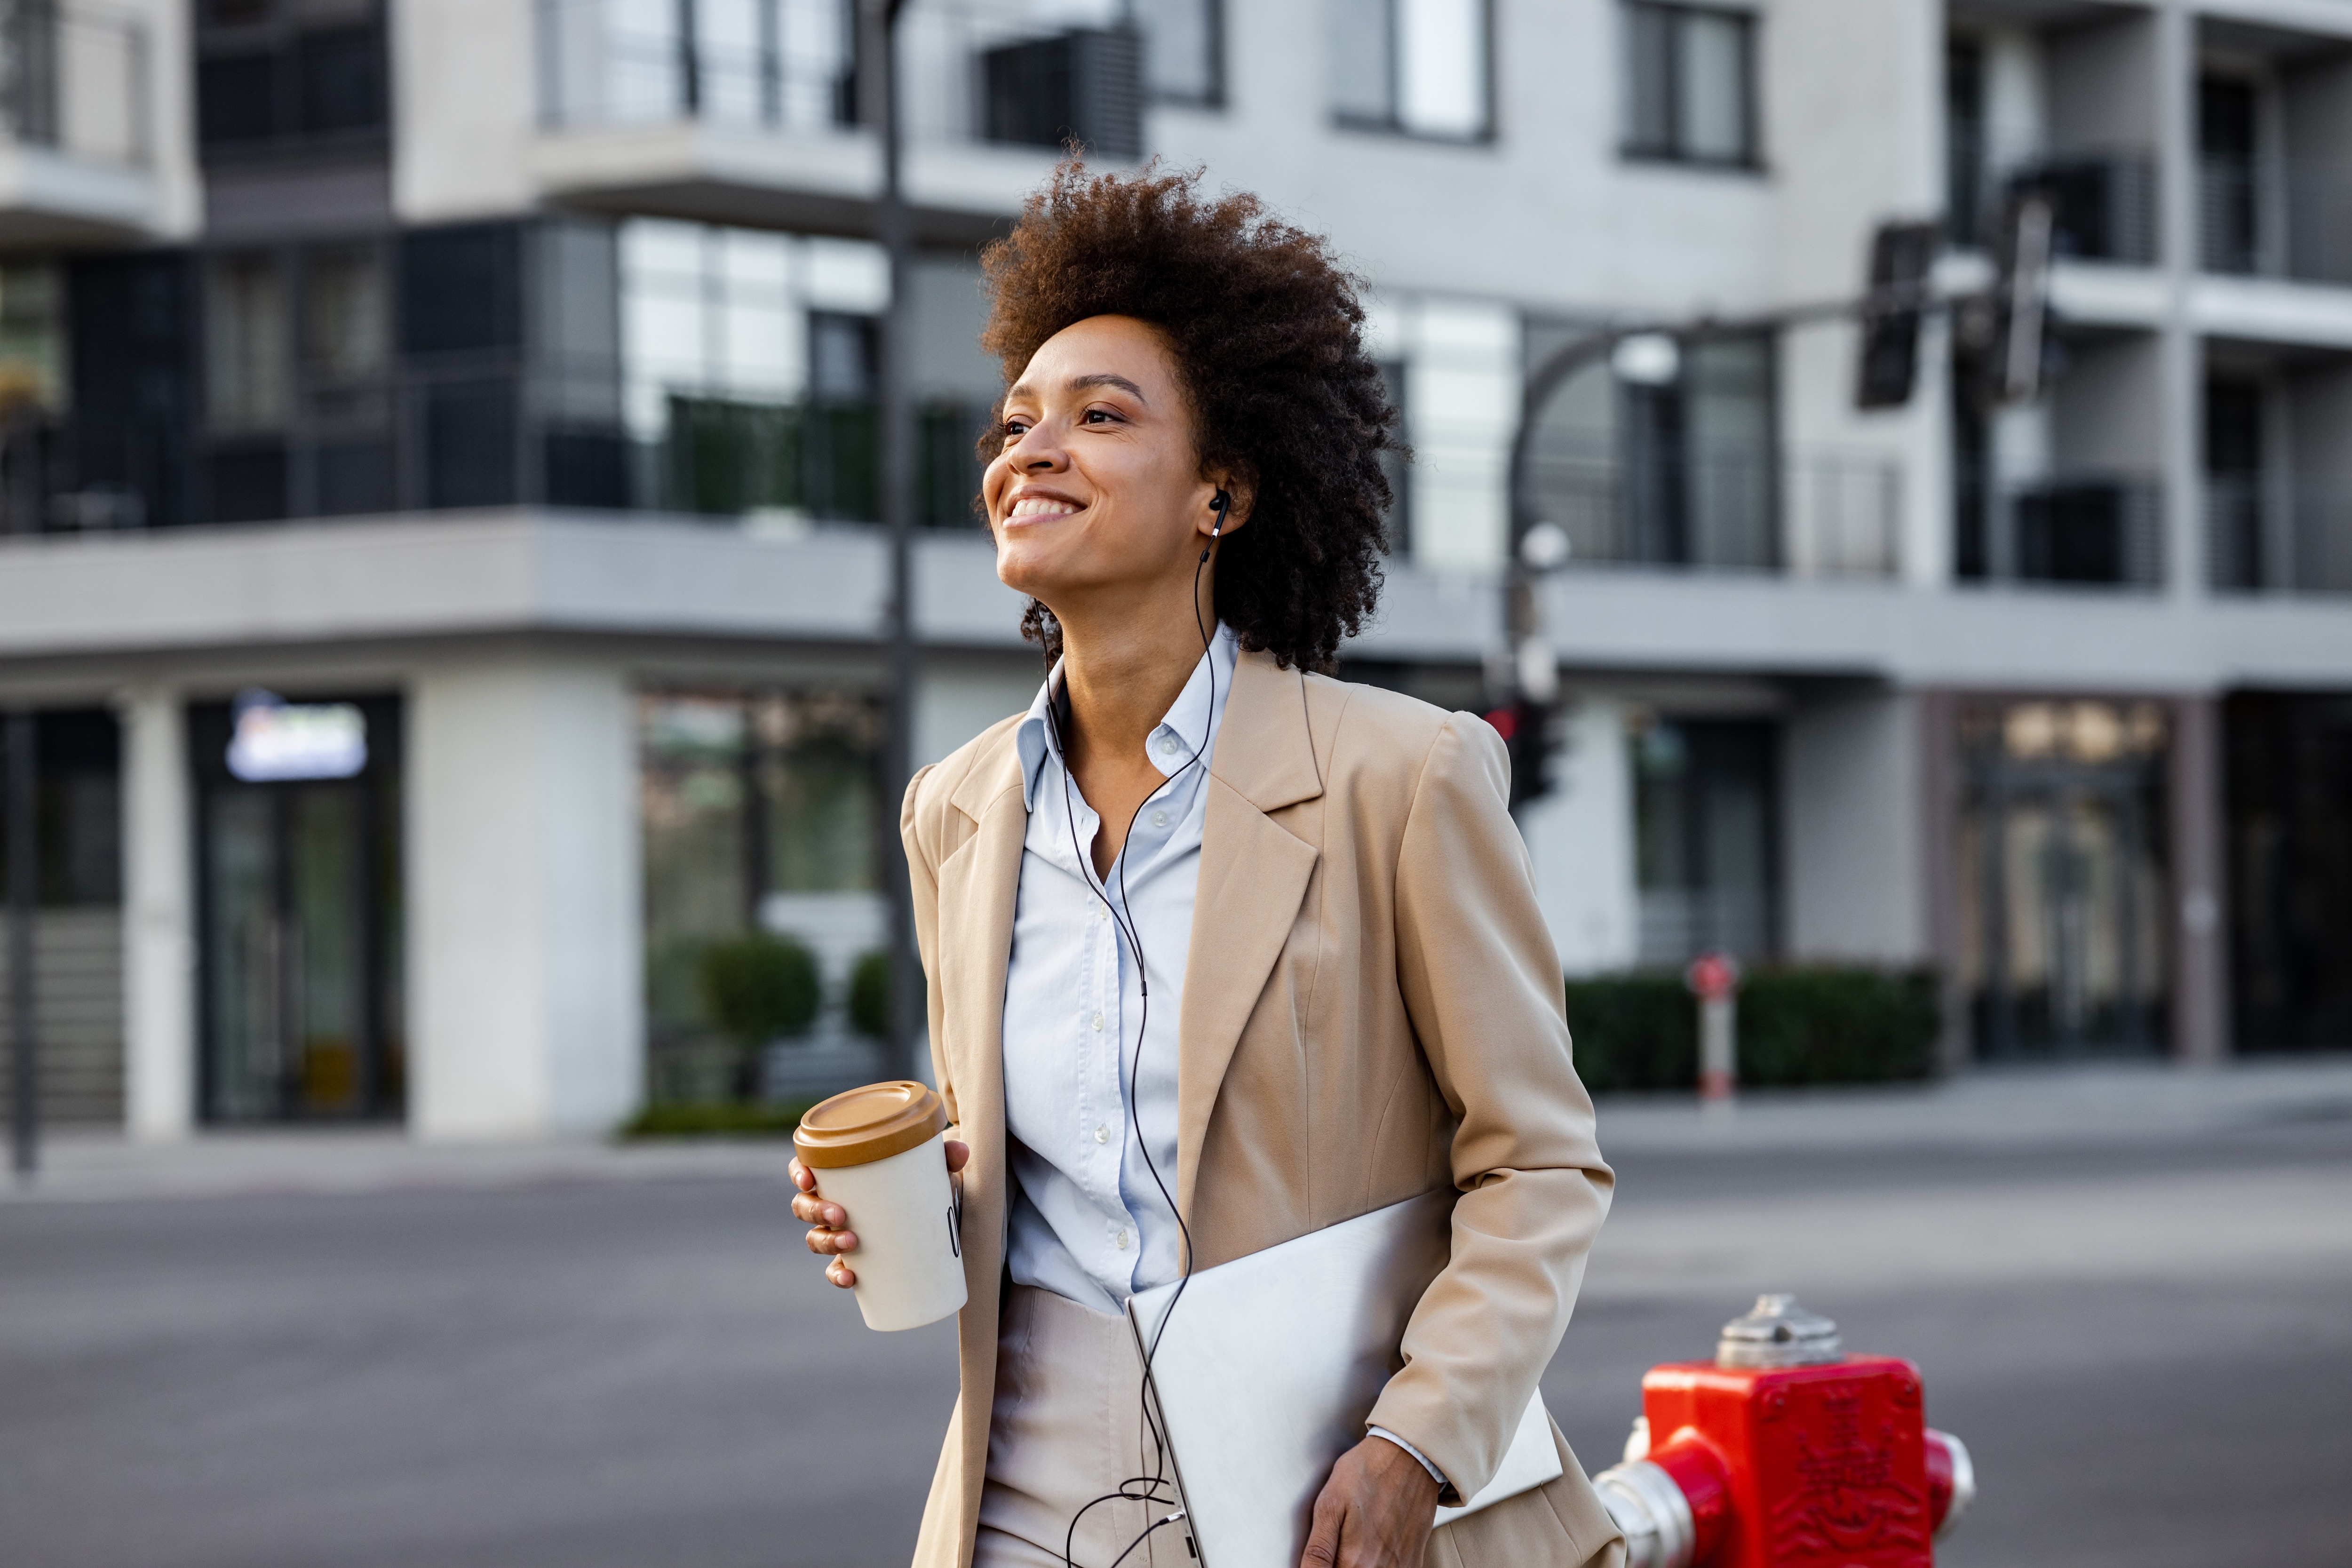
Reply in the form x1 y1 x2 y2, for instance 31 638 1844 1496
0 0 148 167
2206 471 2352 594
1527 440 1902 579
2198 156 2352 287
1949 143 2157 266
537 0 857 133
1957 474 2163 590
537 0 1145 160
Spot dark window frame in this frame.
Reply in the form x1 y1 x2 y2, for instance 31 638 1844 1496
194 0 390 160
1619 0 1763 173
1330 0 1499 147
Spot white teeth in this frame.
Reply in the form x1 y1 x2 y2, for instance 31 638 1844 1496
1009 497 1078 518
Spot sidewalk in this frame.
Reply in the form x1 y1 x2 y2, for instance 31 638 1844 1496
0 1127 800 1204
7 1056 2350 1203
1594 1053 2352 1155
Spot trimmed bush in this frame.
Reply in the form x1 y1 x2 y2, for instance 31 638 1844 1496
697 932 822 1099
1565 966 1939 1092
620 1099 816 1139
1563 972 1695 1093
849 949 892 1041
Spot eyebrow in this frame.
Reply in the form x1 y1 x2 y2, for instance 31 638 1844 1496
1004 372 1151 406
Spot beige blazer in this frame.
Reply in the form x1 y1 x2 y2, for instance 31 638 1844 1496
901 647 1622 1568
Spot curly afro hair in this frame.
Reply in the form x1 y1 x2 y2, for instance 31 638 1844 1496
977 160 1402 673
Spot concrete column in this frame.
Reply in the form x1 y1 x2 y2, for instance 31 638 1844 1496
2154 0 2205 604
117 685 195 1139
408 656 643 1139
1915 692 1971 1074
2169 695 2229 1064
1519 692 1638 976
1782 686 1927 964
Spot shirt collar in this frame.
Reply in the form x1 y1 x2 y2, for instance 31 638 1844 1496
1017 622 1239 812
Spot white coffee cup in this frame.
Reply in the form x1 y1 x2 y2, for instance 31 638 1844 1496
794 1081 969 1332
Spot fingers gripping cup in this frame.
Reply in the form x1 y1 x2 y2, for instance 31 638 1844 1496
794 1081 969 1332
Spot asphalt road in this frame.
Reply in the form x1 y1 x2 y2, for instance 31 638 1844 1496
3 1115 2348 1568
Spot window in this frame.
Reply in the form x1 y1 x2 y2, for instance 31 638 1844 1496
1331 0 1491 141
196 0 388 156
1138 0 1221 106
1631 713 1778 966
639 687 886 1101
206 254 290 434
1622 1 1756 168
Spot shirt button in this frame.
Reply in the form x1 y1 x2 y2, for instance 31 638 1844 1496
1091 1012 1104 1032
1151 810 1168 828
1159 736 1180 756
1116 1229 1131 1250
1094 1124 1110 1144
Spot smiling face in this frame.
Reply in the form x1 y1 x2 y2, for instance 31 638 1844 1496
984 314 1235 630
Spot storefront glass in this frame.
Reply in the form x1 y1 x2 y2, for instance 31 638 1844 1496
191 696 404 1122
1959 699 2170 1058
640 686 884 1100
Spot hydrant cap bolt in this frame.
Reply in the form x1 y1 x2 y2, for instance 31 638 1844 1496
1715 1293 1843 1369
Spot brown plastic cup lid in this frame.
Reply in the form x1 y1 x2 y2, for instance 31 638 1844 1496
794 1081 946 1168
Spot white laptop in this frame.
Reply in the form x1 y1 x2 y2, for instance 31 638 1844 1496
1125 1189 1564 1567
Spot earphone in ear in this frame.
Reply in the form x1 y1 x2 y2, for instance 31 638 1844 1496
1201 489 1231 564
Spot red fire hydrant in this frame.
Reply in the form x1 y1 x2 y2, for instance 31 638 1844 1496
1592 1296 1975 1568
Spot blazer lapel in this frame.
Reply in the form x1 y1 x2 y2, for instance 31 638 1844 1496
937 737 1026 1167
1174 651 1325 1223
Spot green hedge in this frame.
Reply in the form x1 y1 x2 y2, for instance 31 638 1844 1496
1565 966 1939 1093
619 1099 817 1139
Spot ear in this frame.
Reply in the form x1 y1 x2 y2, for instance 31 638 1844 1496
1197 475 1255 537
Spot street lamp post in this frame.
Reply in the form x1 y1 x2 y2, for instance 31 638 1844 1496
867 0 923 1086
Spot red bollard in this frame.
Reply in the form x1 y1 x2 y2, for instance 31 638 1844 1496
1594 1296 1975 1568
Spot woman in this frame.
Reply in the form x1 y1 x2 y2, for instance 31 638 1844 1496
791 163 1620 1568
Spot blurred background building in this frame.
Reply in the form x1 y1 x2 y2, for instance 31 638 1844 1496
0 0 2348 1139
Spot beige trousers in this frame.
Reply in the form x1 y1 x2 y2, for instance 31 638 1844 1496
972 1285 1190 1568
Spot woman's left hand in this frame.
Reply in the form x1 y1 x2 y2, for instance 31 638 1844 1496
1300 1435 1441 1568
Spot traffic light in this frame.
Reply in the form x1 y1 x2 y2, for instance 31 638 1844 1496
1484 698 1556 809
1854 221 1940 410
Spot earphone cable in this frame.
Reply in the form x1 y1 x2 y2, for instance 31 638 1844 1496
1044 502 1223 1567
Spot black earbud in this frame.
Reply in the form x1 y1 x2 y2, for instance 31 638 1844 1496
1201 490 1230 563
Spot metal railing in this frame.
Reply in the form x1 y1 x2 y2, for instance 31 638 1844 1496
2205 471 2352 594
1960 475 2163 590
1949 143 2157 266
2198 156 2352 287
1526 439 1903 579
0 0 148 166
537 0 857 133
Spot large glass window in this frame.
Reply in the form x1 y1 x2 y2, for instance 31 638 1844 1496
1330 0 1490 141
1957 700 2170 1059
2225 693 2352 1052
196 0 388 156
0 712 124 1129
618 219 986 525
640 687 885 1100
1630 712 1778 965
1622 1 1757 168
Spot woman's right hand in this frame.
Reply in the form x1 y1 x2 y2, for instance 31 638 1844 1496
791 1140 970 1289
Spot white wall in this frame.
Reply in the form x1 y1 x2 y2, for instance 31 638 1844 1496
916 653 1038 768
1781 687 1925 963
393 0 537 222
408 654 643 1138
118 684 194 1139
1520 693 1638 976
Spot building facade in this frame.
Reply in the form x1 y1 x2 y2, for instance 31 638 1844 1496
0 0 2347 1139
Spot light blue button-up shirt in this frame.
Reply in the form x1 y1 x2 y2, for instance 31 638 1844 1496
1001 622 1237 1315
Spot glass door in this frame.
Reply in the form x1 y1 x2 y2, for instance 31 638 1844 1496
1962 700 2170 1059
195 697 403 1122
